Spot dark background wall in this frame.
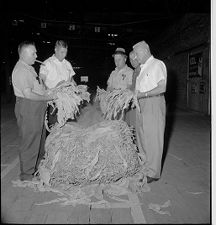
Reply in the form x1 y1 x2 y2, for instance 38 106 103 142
1 3 211 115
152 13 210 114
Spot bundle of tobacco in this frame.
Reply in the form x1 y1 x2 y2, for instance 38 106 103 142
37 120 141 189
95 87 140 120
45 82 91 131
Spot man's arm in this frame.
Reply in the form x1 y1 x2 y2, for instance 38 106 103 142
106 72 114 91
23 87 53 101
137 79 166 99
39 62 50 89
39 72 49 89
106 85 113 91
69 76 77 86
67 61 76 85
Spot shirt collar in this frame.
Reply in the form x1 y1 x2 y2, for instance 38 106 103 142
52 54 65 64
115 64 128 72
19 60 33 70
140 55 154 68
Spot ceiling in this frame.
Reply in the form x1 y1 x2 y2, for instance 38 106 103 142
1 0 211 66
4 0 210 14
3 0 210 41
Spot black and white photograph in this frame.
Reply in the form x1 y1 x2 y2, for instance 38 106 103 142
1 0 214 223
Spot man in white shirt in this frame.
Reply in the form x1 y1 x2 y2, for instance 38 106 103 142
133 41 167 183
39 40 76 127
107 47 133 91
39 40 76 89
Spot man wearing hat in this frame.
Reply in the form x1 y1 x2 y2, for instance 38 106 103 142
107 47 133 91
133 41 167 183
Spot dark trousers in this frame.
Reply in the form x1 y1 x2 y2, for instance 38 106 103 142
47 104 58 127
15 97 47 180
35 122 46 170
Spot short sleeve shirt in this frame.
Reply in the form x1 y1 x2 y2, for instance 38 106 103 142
135 56 167 92
107 65 133 90
12 60 45 98
39 55 75 89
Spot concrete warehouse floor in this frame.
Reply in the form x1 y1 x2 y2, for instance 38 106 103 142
1 100 211 224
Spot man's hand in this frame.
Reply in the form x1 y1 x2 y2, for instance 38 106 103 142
55 80 66 87
136 90 142 99
106 86 114 92
45 90 57 101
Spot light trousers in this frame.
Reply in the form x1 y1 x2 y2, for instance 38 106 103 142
135 96 166 178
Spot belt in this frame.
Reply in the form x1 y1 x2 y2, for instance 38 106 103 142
145 93 164 98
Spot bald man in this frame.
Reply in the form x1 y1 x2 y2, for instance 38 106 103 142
12 41 53 181
133 41 167 183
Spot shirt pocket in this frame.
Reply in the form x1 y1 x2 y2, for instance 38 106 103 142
33 79 45 95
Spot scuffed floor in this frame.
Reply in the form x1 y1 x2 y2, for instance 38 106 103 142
1 102 211 224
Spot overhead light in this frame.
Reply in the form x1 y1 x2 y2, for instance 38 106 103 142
95 26 100 33
12 20 18 26
108 33 118 37
43 40 51 44
41 23 47 28
69 24 76 31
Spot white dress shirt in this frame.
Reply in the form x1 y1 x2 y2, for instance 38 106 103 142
40 55 75 89
135 56 167 92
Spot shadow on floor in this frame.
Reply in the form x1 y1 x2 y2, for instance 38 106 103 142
161 104 177 174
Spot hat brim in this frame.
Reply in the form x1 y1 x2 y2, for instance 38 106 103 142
112 51 127 57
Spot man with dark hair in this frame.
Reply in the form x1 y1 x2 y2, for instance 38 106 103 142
133 40 167 183
39 40 76 127
12 41 54 181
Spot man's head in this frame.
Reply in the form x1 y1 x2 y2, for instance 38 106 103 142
133 41 151 64
129 50 139 69
54 40 68 62
112 47 127 69
18 41 37 65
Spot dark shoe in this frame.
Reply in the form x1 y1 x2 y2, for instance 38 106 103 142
20 174 34 181
147 176 159 184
